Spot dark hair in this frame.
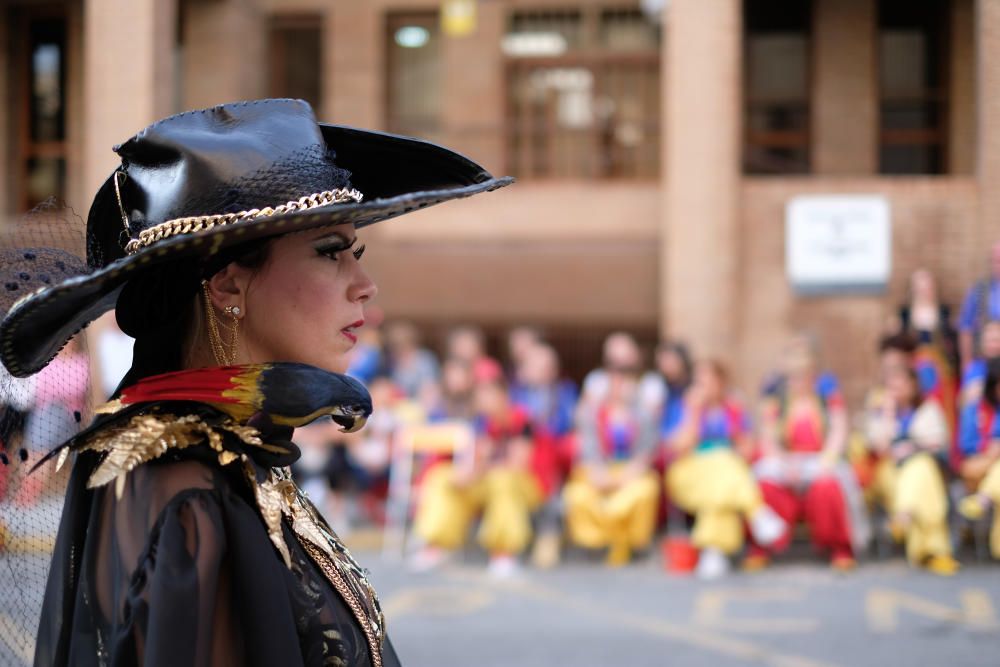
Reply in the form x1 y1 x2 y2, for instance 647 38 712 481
113 240 272 394
657 340 693 388
893 365 923 409
986 357 1000 409
879 332 918 355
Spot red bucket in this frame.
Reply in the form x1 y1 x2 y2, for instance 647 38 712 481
661 536 698 574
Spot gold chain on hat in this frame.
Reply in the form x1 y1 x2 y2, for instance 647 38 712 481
201 281 242 365
125 187 363 255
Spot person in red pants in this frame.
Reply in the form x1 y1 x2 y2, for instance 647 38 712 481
748 335 871 571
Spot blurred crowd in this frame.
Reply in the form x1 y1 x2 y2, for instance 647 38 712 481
2 241 1000 582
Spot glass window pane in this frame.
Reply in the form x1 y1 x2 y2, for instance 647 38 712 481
877 0 947 174
599 9 659 52
504 8 660 180
29 20 65 143
743 0 811 175
386 13 442 138
268 17 322 113
505 10 582 56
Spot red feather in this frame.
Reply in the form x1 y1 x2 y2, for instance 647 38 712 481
117 365 266 408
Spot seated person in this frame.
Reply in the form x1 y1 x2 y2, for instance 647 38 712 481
411 376 543 576
563 366 660 566
866 366 958 575
957 357 1000 559
509 343 579 567
749 335 870 571
960 320 1000 405
667 360 785 579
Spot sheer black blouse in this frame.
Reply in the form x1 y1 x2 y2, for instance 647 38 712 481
34 428 401 667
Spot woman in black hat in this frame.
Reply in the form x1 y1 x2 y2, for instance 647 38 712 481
0 98 511 667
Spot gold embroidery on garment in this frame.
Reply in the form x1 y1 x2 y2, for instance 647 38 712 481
245 465 386 667
76 412 263 499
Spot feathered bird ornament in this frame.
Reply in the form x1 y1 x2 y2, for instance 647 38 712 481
32 363 373 497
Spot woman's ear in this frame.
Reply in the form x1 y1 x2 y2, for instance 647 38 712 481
204 262 252 313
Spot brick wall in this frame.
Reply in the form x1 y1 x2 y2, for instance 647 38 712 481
737 178 981 412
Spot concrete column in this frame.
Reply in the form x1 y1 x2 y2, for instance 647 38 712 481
439 1 505 174
978 0 1000 250
661 0 741 360
812 0 877 174
0 11 9 216
66 0 87 212
326 0 382 128
950 0 975 175
183 0 264 110
83 0 176 199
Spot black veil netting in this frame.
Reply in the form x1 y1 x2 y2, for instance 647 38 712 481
0 201 101 666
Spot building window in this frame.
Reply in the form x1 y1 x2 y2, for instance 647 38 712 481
743 0 812 175
504 7 661 180
878 0 948 174
386 13 442 139
17 13 67 211
268 15 322 114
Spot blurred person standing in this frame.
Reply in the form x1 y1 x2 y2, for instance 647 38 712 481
866 366 958 575
749 335 869 571
563 365 660 566
667 360 785 579
897 269 959 433
898 268 959 370
427 357 477 422
957 357 1000 559
960 320 1000 405
506 325 544 379
385 320 439 399
446 324 503 382
412 376 543 576
958 241 1000 371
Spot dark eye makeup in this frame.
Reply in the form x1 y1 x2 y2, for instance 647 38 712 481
314 233 365 261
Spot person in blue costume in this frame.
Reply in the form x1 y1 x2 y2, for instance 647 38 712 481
0 99 511 667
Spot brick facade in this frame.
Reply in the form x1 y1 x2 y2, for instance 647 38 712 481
1 0 997 411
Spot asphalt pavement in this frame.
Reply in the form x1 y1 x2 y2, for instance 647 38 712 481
365 552 1000 667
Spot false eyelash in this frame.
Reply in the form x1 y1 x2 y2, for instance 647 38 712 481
353 244 366 261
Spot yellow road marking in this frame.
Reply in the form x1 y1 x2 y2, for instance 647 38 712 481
445 569 840 667
694 587 820 634
383 586 494 618
866 587 1000 633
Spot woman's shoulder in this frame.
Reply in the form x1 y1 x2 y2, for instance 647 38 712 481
71 402 264 502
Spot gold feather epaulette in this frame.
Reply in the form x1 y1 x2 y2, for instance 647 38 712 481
73 412 264 499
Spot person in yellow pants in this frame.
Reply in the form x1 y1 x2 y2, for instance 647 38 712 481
411 377 543 576
957 357 1000 557
866 365 958 575
564 364 660 566
413 456 542 559
667 360 785 579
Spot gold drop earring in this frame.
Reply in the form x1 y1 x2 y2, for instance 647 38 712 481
202 281 243 365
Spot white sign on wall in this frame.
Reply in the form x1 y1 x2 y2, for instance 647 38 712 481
785 195 892 295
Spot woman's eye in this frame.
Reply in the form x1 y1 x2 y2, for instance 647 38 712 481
353 244 366 261
317 247 343 260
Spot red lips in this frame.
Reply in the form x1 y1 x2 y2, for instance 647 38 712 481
341 319 364 344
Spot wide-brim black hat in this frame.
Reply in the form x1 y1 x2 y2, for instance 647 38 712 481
0 99 512 377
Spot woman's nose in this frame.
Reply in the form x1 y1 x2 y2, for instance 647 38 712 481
351 265 378 303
